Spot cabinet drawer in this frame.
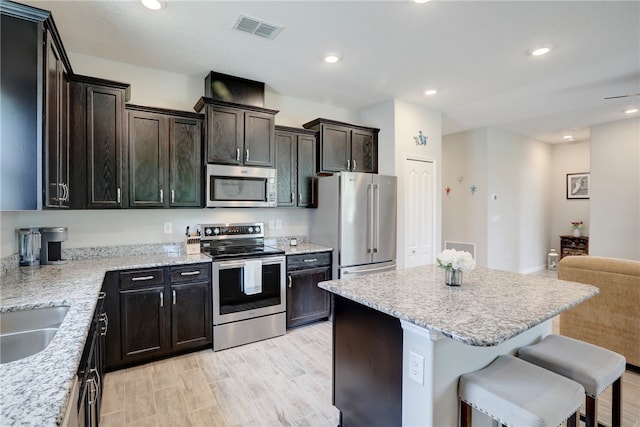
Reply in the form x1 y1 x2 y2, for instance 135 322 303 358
287 252 331 271
170 263 211 283
120 268 165 289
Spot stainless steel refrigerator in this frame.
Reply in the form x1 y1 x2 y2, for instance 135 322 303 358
310 172 397 279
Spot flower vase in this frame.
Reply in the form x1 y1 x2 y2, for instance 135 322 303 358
445 268 463 286
572 228 581 237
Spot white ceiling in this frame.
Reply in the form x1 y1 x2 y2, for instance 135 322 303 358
23 0 640 143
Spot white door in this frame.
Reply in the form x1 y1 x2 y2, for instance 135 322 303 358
404 158 435 268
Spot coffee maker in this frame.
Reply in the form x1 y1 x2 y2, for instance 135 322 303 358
40 227 68 265
19 228 41 266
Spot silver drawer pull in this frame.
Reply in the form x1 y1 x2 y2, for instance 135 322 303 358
303 258 318 263
288 275 292 288
180 271 200 276
160 292 164 307
173 289 176 305
132 275 155 281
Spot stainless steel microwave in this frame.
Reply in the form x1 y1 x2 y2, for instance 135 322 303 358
206 164 277 208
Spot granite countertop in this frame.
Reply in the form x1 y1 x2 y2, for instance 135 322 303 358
0 253 211 426
318 265 599 347
272 242 333 255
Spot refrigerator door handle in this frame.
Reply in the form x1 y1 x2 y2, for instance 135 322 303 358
368 183 374 254
373 183 379 253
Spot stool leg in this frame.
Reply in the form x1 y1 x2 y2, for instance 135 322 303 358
567 412 578 427
585 395 598 427
460 401 472 427
612 377 622 427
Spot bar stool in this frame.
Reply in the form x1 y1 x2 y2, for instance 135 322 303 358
458 354 584 427
518 334 626 427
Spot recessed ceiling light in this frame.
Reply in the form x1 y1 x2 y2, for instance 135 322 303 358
529 46 551 56
563 135 574 141
624 108 639 114
414 0 431 3
424 89 438 96
324 54 341 64
141 0 166 10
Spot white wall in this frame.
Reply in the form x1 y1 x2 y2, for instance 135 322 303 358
442 129 489 267
549 140 590 252
590 118 640 260
442 128 551 273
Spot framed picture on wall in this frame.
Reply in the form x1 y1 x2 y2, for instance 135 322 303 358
566 173 590 199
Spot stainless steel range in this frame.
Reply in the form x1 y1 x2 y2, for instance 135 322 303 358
200 223 286 351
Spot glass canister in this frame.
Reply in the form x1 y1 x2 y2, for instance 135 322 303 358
547 249 559 271
19 228 41 266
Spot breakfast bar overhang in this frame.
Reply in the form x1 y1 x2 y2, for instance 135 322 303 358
318 265 599 427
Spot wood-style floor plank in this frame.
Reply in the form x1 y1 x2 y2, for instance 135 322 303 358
101 319 640 427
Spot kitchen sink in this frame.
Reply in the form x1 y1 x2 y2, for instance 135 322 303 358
0 306 69 364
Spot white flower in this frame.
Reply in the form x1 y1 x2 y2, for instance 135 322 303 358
437 249 476 273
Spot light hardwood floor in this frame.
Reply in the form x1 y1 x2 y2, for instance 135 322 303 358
100 319 640 427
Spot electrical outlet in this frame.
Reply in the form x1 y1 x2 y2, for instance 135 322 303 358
163 222 172 234
269 220 276 230
276 219 283 230
408 351 424 385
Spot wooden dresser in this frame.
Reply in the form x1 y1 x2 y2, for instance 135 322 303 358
559 235 589 259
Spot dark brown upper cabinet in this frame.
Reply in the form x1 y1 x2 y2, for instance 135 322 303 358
275 126 317 208
303 118 379 174
0 2 73 210
194 98 278 168
69 75 130 209
126 105 203 208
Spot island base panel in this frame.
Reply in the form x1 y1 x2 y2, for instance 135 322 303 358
333 295 403 427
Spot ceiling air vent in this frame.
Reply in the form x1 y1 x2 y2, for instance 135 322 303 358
232 14 283 40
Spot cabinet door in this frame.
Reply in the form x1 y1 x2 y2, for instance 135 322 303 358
319 124 350 173
87 86 124 208
206 105 243 165
128 111 165 207
351 128 377 173
169 117 202 207
171 282 212 351
44 34 70 208
244 111 275 167
296 134 316 207
286 267 331 328
276 131 296 207
120 286 167 362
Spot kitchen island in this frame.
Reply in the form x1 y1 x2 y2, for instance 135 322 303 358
318 265 599 427
0 252 211 426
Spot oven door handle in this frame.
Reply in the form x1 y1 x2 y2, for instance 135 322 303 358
216 261 247 269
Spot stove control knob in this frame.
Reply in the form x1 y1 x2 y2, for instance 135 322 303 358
248 227 254 233
213 228 220 235
205 228 212 235
255 226 261 233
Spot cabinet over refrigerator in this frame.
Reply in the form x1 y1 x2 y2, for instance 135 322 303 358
310 172 397 279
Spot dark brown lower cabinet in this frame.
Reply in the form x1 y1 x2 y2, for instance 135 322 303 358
286 252 331 328
103 263 212 370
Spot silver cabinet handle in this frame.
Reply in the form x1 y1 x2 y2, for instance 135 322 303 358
299 193 302 204
303 258 318 263
288 275 292 288
180 271 200 276
172 289 176 305
352 159 357 171
347 160 351 170
87 376 98 405
291 192 295 203
132 275 154 281
246 149 249 162
171 189 175 204
98 291 106 300
64 183 69 202
159 291 164 307
160 189 164 203
117 187 121 204
100 313 109 336
236 148 240 162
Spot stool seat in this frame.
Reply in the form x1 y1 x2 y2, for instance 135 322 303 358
458 355 584 427
518 335 626 397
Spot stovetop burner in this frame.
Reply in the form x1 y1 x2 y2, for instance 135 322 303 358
199 222 284 260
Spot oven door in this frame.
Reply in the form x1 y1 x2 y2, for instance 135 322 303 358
212 255 285 325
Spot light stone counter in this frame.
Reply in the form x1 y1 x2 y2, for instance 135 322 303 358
272 242 333 256
318 264 600 426
318 264 598 346
0 253 211 426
